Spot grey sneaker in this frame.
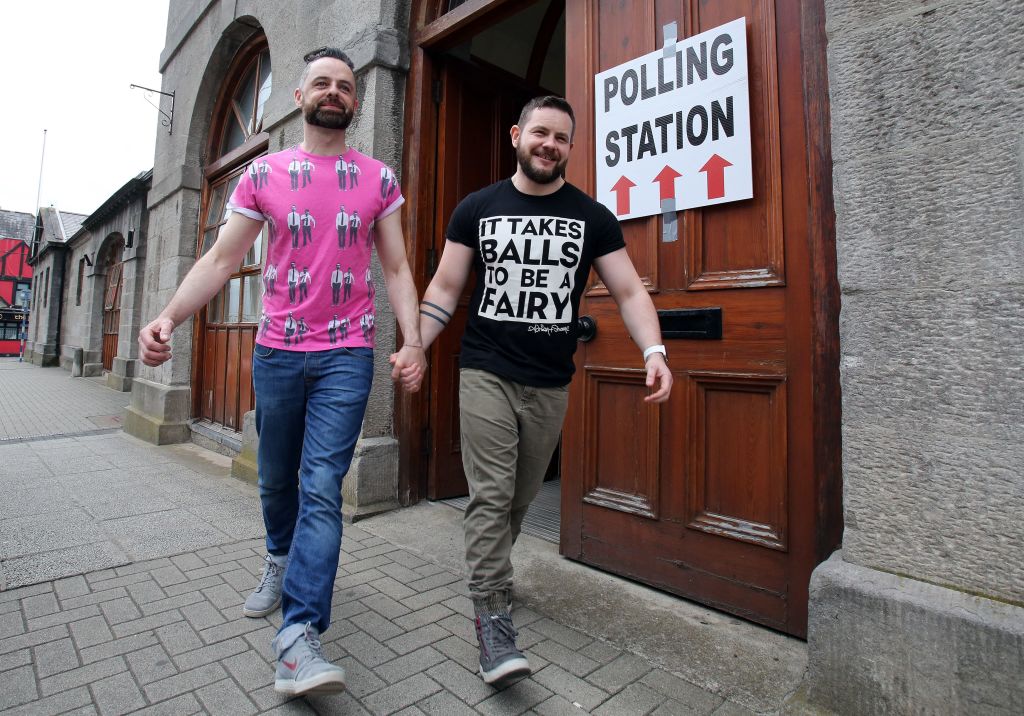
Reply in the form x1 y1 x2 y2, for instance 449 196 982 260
243 555 285 618
475 610 531 688
273 623 346 695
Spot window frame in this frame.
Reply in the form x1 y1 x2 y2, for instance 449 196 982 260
198 34 273 330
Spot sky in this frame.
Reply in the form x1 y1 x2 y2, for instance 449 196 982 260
0 0 171 218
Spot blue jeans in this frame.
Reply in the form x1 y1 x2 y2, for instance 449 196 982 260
252 345 373 636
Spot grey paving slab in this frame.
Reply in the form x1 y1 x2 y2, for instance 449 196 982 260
592 681 667 716
91 670 149 715
102 510 234 561
0 663 38 710
0 508 110 559
1 541 130 591
0 362 128 442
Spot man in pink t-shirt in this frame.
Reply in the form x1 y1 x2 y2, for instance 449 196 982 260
138 47 425 696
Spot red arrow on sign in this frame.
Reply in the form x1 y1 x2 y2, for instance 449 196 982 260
653 165 682 202
699 154 733 200
610 175 637 215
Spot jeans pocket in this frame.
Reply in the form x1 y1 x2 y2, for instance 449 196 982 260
341 347 374 362
254 344 275 359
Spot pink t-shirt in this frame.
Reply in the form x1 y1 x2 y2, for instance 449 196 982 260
228 146 403 351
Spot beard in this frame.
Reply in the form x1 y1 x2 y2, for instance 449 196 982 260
304 100 354 130
516 144 567 184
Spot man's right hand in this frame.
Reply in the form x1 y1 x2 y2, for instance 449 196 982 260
139 318 175 366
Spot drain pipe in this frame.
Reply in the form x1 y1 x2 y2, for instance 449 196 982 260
54 247 68 364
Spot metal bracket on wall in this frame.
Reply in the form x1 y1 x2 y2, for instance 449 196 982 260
130 84 175 134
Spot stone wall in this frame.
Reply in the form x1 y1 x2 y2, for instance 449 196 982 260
797 1 1024 712
829 0 1023 605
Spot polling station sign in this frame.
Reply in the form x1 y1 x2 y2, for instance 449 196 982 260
594 17 752 221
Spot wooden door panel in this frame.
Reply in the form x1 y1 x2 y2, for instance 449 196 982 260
213 329 228 425
580 290 786 369
579 525 788 623
239 329 254 427
687 372 788 550
684 0 783 289
583 371 660 519
224 330 241 430
201 327 217 422
102 255 124 372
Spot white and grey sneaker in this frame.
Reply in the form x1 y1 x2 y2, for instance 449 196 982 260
272 623 346 695
243 554 285 618
475 609 531 688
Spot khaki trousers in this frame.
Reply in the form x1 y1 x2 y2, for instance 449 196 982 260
459 368 569 603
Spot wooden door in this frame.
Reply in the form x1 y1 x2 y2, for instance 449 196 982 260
560 0 839 636
427 58 529 499
101 243 124 372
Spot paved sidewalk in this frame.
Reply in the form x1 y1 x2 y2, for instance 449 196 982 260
0 362 804 714
0 360 129 442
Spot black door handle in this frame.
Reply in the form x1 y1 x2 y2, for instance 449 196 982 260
577 315 597 342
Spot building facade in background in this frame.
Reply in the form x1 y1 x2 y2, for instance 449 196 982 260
0 210 34 357
25 207 87 367
23 174 151 394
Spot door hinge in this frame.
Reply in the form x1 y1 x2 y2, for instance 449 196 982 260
432 79 443 105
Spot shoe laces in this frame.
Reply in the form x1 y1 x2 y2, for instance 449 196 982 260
303 624 325 659
257 557 282 592
478 611 518 653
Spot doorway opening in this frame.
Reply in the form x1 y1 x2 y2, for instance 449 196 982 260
413 0 566 542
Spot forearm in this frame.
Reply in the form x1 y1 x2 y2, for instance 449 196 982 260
615 290 663 360
418 283 459 350
381 262 422 347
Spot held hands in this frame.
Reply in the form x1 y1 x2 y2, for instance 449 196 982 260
644 353 672 403
388 344 426 393
138 317 175 367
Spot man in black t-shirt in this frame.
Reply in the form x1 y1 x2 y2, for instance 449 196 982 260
412 96 672 689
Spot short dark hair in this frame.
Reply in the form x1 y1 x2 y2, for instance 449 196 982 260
299 47 355 85
518 96 576 140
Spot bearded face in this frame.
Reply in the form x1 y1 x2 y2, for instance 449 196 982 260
515 140 568 184
303 97 354 130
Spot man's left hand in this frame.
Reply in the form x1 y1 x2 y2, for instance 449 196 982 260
389 345 426 393
644 354 672 403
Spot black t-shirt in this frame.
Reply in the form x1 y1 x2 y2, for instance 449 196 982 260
447 179 625 387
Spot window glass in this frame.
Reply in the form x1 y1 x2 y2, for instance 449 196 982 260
256 52 272 127
15 282 30 308
234 66 258 133
243 225 265 267
207 286 223 323
222 175 242 221
216 49 272 160
220 117 247 158
225 277 241 323
242 274 261 322
206 184 226 226
200 229 218 257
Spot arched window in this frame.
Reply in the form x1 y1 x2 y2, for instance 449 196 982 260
194 34 272 431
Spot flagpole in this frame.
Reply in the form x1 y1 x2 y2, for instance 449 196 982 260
35 129 47 211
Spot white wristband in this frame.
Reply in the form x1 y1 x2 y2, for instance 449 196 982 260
643 344 667 362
